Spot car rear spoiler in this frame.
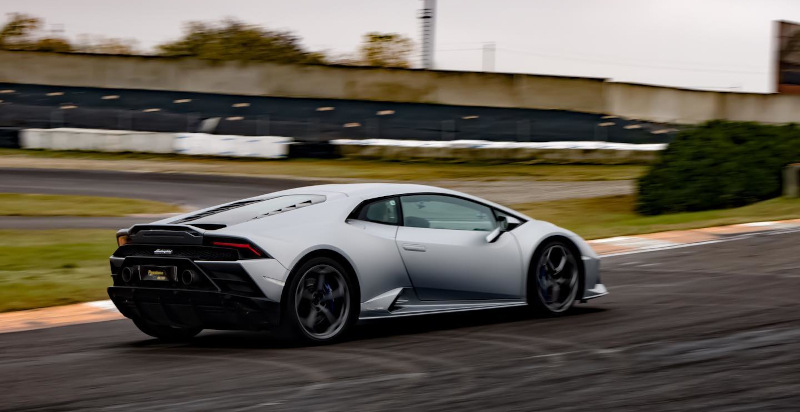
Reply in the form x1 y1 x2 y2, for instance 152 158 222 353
125 224 205 245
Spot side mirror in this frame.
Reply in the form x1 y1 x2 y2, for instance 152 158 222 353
486 216 509 243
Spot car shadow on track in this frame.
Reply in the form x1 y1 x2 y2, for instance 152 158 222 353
123 306 606 350
353 306 604 341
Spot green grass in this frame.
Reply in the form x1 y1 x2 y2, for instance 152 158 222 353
0 148 646 182
0 193 184 216
513 195 800 240
0 230 115 312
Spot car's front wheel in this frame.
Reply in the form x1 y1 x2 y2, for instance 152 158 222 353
282 257 358 344
132 319 202 342
528 240 581 315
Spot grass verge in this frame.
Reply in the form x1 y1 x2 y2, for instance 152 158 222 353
513 195 800 240
0 230 114 312
0 148 646 182
0 193 184 216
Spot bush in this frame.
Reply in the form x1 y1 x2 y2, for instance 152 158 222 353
637 121 800 215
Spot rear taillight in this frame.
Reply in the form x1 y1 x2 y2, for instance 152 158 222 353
204 237 267 259
116 230 129 247
212 241 262 257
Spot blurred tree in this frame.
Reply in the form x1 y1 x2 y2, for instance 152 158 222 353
325 51 362 66
0 13 72 52
358 32 413 68
156 18 326 64
0 13 42 49
75 35 139 55
31 37 72 52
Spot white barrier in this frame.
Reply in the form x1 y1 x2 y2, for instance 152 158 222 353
18 128 660 164
21 128 175 153
173 133 291 159
19 128 293 158
330 138 667 151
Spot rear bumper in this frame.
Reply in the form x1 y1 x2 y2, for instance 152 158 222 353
108 286 281 331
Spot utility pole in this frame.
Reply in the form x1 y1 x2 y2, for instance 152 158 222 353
420 0 437 69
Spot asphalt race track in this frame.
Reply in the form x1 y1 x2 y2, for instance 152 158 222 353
2 230 799 411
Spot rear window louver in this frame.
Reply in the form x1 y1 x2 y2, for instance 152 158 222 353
252 199 321 220
171 199 264 224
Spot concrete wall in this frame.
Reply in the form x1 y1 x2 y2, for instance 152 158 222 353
6 50 800 125
0 51 606 113
604 83 724 124
604 82 800 124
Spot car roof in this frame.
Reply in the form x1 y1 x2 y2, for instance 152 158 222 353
263 183 529 219
267 183 455 199
150 183 529 227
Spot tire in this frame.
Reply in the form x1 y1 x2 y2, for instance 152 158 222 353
132 319 202 342
527 239 582 315
281 257 359 344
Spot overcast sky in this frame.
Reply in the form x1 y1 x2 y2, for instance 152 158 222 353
2 0 800 93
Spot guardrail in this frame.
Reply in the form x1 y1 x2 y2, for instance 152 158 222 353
19 128 291 159
332 139 664 164
173 133 292 158
15 128 666 163
21 128 175 153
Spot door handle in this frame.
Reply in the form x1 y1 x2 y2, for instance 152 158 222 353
402 243 427 252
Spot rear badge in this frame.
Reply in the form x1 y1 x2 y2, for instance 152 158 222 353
154 249 173 255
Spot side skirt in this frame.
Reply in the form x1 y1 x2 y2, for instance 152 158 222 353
359 287 527 320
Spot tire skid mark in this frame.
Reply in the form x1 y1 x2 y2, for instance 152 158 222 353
276 347 428 409
434 331 630 404
621 301 791 310
277 373 427 411
107 351 330 411
620 291 798 305
605 267 793 279
419 333 573 404
333 345 478 403
9 348 322 411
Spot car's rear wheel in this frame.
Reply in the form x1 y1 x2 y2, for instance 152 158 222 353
132 319 202 342
528 240 581 315
282 257 358 344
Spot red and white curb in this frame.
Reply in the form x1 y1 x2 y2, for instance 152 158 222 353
1 218 799 334
0 300 123 334
588 219 800 256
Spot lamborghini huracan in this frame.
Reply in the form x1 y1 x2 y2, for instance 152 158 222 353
108 184 607 343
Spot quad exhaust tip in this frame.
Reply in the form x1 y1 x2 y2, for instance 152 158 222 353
120 267 134 283
181 269 197 286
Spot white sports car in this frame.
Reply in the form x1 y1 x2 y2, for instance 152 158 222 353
108 184 607 343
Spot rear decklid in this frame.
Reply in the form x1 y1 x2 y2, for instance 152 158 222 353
117 224 267 260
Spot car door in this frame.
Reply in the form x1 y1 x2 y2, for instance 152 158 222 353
395 194 524 301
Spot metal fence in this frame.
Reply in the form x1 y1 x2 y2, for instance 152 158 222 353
0 83 678 144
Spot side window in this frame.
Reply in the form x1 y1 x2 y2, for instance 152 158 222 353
353 197 399 225
400 195 497 231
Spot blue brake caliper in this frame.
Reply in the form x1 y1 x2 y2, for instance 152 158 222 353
324 283 335 313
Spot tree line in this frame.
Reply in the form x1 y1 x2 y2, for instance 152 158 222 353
0 13 414 68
